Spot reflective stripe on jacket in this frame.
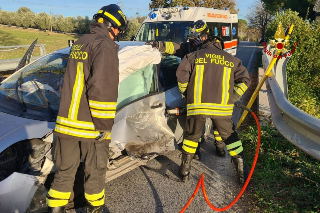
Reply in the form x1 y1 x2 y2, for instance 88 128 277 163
54 22 119 141
176 41 250 118
158 41 190 59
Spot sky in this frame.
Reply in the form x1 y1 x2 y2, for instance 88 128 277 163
0 0 255 21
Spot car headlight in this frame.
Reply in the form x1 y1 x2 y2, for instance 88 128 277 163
26 184 48 213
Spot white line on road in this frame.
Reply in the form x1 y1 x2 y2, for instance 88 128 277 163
247 44 256 71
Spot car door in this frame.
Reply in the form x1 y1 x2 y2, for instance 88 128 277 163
110 61 180 158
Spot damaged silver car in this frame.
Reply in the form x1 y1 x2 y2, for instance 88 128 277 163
0 41 185 212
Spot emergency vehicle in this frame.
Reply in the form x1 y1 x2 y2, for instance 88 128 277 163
133 7 239 56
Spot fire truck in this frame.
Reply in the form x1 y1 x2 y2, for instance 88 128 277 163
133 7 239 56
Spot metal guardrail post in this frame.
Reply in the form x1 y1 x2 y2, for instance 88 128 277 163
39 44 46 56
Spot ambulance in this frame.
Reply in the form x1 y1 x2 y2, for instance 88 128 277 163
133 7 239 56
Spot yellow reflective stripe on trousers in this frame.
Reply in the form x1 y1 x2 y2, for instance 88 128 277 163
55 124 100 139
194 65 204 104
56 116 95 130
187 103 233 110
226 140 242 150
213 131 219 135
182 145 197 154
48 188 71 199
187 109 233 116
68 62 84 120
221 67 231 105
183 139 198 148
89 100 117 110
229 146 243 156
88 197 105 206
46 197 68 207
91 109 116 119
85 189 105 202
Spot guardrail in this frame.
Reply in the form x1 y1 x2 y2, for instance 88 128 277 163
262 44 320 161
0 44 46 73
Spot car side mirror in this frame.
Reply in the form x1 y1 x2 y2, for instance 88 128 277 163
130 36 135 41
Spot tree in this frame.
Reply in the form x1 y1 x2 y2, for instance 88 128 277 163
149 0 238 14
246 0 274 39
261 0 317 20
137 16 147 24
238 19 247 40
35 12 50 31
15 7 35 28
122 18 141 40
54 14 65 32
7 11 18 26
76 16 91 34
17 7 32 14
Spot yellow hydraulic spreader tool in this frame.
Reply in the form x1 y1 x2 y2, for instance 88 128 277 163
236 22 294 129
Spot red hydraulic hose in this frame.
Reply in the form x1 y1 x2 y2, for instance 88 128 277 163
180 110 261 212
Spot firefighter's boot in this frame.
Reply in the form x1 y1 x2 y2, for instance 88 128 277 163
85 203 104 213
232 155 249 184
179 153 194 182
48 206 66 213
215 145 226 157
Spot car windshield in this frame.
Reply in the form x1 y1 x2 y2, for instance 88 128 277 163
135 21 193 43
0 52 68 119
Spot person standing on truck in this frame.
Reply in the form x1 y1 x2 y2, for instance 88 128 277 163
46 4 127 213
175 20 251 184
146 20 226 159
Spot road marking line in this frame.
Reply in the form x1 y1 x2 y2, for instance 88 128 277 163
247 44 256 71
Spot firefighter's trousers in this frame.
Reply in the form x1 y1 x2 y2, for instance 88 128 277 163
46 136 109 208
182 117 244 157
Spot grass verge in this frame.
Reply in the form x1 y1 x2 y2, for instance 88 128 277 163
0 25 80 60
240 124 320 213
239 49 320 212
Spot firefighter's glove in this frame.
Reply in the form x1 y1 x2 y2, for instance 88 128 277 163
95 131 111 141
231 92 241 102
193 38 203 48
145 41 159 49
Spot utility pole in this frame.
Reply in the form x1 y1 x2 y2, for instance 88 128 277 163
117 2 123 9
50 7 52 32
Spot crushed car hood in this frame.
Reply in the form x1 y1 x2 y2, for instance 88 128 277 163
0 111 55 153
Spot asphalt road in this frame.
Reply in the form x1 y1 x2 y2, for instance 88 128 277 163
69 41 259 213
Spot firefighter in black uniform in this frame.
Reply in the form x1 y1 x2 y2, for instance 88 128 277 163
46 4 127 213
176 20 251 184
146 21 227 159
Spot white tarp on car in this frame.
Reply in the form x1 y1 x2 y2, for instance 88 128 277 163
118 45 161 83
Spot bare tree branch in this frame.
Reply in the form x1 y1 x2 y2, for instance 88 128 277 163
246 0 274 38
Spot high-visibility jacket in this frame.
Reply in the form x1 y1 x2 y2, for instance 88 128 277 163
54 22 119 142
176 41 250 118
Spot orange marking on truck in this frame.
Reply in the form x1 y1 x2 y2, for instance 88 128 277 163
207 13 228 19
